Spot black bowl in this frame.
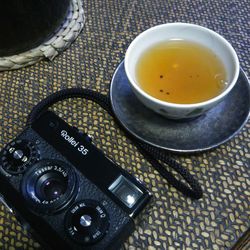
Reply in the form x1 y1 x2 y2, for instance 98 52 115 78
0 0 71 56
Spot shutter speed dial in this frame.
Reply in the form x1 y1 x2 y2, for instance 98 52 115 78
1 140 39 175
65 200 109 245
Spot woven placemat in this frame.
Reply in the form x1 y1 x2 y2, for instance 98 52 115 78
0 0 249 249
0 0 85 71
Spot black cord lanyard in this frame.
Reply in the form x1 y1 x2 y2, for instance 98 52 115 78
27 88 203 199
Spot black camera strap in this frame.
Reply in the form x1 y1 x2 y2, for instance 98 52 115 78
27 88 203 199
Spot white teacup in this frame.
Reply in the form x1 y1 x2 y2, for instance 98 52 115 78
125 23 239 119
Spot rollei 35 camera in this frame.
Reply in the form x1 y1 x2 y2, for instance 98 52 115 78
0 111 151 249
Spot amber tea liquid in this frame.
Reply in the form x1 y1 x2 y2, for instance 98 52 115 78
136 40 227 104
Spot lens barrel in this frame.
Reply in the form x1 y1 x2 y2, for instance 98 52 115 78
21 159 78 214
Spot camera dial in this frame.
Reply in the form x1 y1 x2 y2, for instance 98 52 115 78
65 200 109 245
1 140 39 175
21 159 78 214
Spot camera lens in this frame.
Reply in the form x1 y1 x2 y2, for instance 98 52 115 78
36 172 68 201
22 160 78 214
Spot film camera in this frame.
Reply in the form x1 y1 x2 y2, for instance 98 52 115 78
0 111 151 249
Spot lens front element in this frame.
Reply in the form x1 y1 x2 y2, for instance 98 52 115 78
36 171 68 201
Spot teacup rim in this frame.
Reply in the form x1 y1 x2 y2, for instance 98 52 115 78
124 22 240 109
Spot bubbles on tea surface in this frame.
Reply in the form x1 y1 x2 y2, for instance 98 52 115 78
214 73 222 79
214 72 228 90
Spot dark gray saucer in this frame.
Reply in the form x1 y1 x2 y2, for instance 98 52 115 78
110 61 250 153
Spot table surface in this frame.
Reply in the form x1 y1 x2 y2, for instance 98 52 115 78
0 0 249 249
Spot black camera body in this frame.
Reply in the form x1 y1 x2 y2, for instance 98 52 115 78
0 111 151 249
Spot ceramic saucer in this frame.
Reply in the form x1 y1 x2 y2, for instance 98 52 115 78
110 61 250 153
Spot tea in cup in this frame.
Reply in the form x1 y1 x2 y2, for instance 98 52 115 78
125 23 239 119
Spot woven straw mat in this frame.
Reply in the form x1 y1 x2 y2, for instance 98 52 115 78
0 0 249 249
0 0 85 71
